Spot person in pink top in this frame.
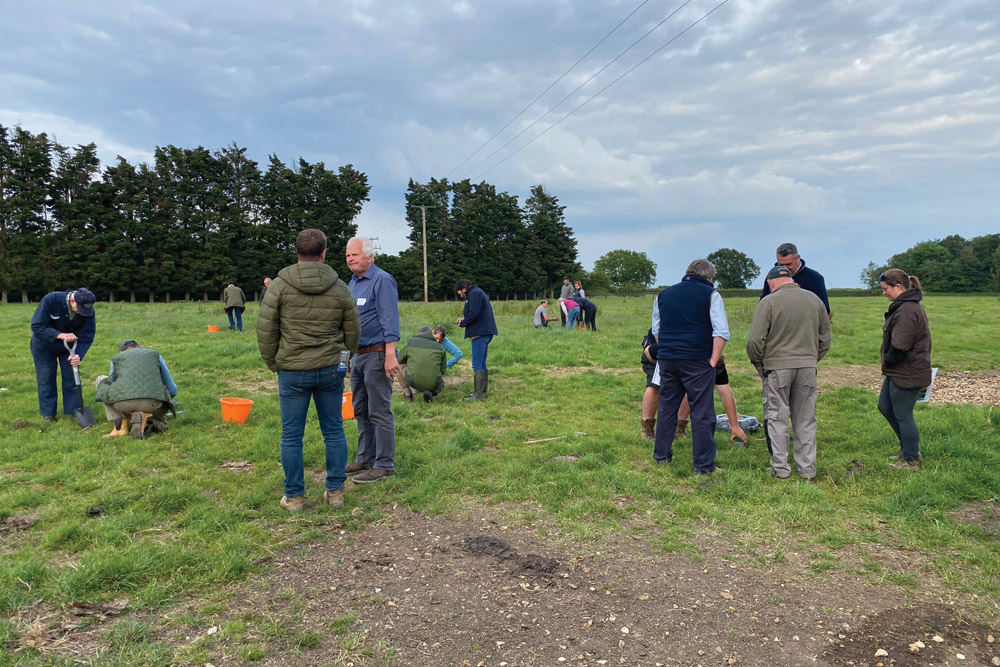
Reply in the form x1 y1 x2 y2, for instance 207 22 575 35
560 298 581 328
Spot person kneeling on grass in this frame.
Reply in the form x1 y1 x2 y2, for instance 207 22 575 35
95 339 177 439
397 326 448 403
534 299 559 328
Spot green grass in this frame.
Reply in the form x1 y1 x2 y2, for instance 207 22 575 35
1 295 999 661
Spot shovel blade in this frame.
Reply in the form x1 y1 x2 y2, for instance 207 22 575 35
75 406 98 430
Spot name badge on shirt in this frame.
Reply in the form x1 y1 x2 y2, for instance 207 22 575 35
356 297 367 306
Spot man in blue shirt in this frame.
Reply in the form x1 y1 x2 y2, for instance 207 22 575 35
30 288 97 422
345 237 400 483
652 259 730 474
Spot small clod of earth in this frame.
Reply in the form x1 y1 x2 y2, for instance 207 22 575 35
220 460 254 473
844 460 870 478
546 455 579 464
11 419 32 430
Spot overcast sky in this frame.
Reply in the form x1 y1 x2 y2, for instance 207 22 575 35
2 0 997 287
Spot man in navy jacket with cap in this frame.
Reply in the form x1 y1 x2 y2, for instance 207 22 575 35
30 288 97 421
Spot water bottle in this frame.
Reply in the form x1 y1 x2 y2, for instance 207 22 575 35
337 350 350 371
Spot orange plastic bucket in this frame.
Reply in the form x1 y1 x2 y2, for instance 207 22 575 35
220 397 253 424
208 325 220 332
342 391 354 420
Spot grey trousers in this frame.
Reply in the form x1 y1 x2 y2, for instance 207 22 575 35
351 351 396 471
762 367 818 478
95 376 169 421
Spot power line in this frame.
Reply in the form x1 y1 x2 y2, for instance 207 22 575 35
460 0 696 181
444 0 654 179
472 0 731 182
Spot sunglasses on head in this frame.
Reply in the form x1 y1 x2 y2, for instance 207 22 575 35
879 272 900 286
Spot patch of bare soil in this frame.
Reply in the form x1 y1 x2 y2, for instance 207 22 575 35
228 377 278 394
0 513 41 533
823 604 998 666
220 460 254 473
11 599 127 657
130 508 994 667
541 366 632 379
950 501 1000 535
821 365 1000 406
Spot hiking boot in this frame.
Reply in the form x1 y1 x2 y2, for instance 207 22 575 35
888 450 923 463
888 459 921 472
352 468 393 484
346 462 371 476
42 415 57 423
323 488 344 508
767 467 790 479
280 495 304 512
675 418 688 438
401 386 414 402
103 419 128 438
423 391 434 403
640 418 656 442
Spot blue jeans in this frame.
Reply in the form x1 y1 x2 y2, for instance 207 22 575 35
31 342 80 417
277 365 348 498
226 307 244 331
567 306 581 328
878 376 920 462
654 358 718 473
471 336 492 372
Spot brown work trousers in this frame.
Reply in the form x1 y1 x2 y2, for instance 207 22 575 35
762 367 818 479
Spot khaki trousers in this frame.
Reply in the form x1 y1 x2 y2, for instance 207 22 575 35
95 376 168 422
762 367 818 478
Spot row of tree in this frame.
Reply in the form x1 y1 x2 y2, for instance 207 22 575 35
861 234 1000 292
0 124 369 303
378 179 581 300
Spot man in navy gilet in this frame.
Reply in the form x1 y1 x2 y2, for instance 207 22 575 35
652 259 730 474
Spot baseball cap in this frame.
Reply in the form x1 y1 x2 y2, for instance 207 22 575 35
765 266 793 281
72 288 96 317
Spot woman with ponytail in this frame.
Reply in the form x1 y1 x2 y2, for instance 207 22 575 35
878 269 932 471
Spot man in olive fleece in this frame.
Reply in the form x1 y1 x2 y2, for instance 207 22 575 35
746 265 831 481
257 229 360 512
397 326 448 402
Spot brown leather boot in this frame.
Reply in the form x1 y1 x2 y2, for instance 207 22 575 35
641 418 656 442
675 418 688 438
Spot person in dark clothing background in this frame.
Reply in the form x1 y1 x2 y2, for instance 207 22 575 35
30 288 97 422
455 279 498 401
760 242 830 315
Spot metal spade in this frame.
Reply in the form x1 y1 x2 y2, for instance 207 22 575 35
63 339 97 430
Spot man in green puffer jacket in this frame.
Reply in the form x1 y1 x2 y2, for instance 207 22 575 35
257 229 361 512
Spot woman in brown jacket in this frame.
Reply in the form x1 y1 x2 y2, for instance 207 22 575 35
878 269 932 471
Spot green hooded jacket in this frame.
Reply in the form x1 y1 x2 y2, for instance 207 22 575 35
256 262 360 372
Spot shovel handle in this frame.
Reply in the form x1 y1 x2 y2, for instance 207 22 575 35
62 338 82 386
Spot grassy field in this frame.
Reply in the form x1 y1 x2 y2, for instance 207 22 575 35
1 294 998 664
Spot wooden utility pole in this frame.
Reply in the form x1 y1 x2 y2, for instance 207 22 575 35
415 205 435 303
